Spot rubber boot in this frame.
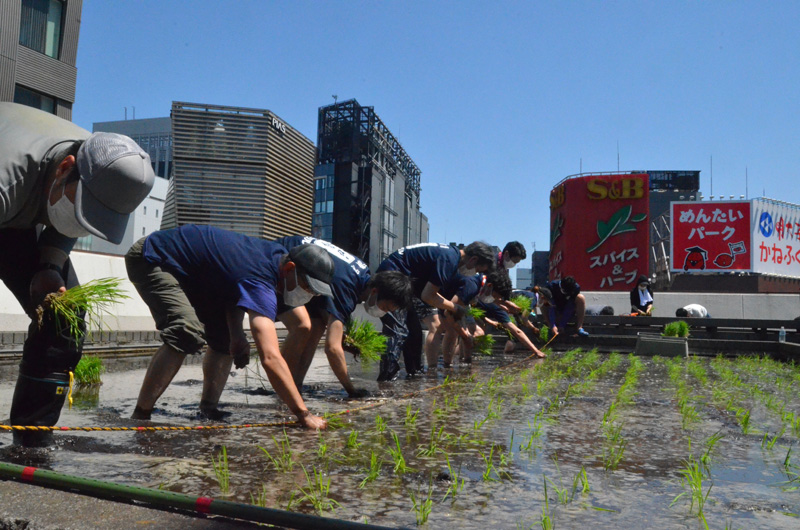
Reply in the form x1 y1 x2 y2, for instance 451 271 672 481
9 371 70 447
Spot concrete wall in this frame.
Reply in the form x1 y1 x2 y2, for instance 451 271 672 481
582 291 800 319
0 251 156 333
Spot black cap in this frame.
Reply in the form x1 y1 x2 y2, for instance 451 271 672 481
288 244 334 297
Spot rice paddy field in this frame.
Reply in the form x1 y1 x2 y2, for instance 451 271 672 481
1 347 799 529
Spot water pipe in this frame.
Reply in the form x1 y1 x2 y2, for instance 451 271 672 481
0 461 395 530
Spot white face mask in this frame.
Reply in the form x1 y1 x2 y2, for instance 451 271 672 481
47 179 90 238
503 255 516 269
478 293 495 304
283 269 314 307
364 291 387 318
638 284 648 291
458 260 477 277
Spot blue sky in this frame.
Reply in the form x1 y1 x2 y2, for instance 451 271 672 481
72 0 800 260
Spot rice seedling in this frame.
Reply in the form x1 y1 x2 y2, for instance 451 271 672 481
73 354 104 385
37 277 130 341
250 484 269 507
404 404 419 427
316 433 330 460
510 295 532 316
410 478 434 525
211 445 230 495
573 466 590 495
321 413 347 430
374 414 387 435
258 429 295 472
289 464 340 515
468 306 486 319
602 423 626 471
346 430 361 450
343 318 387 363
701 432 724 471
442 455 465 502
389 431 410 474
480 445 510 481
735 407 753 435
663 320 690 338
671 456 712 529
359 450 382 488
539 325 550 343
418 425 446 457
762 426 786 451
540 477 554 530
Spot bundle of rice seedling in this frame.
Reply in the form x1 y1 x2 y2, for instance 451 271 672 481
73 354 105 385
473 333 495 355
36 277 129 341
467 306 486 319
539 325 550 342
663 320 690 338
343 318 387 363
510 295 532 316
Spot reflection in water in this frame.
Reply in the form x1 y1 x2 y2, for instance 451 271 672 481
1 350 799 528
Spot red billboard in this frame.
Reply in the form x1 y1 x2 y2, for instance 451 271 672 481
670 201 751 272
549 173 650 290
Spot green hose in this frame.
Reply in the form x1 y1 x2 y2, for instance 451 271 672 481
0 461 394 530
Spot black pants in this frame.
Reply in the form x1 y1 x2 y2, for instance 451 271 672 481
380 299 426 376
0 228 84 438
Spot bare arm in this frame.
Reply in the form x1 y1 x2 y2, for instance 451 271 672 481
420 282 456 313
249 311 327 429
324 317 361 396
503 320 546 358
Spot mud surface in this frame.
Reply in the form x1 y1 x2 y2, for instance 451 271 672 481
1 348 799 529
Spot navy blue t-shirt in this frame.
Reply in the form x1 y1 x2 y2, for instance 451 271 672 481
453 273 483 304
546 279 581 311
142 225 284 320
377 243 461 298
477 300 511 323
275 235 370 323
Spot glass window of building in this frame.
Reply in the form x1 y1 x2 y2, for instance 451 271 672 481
13 85 55 114
19 0 64 59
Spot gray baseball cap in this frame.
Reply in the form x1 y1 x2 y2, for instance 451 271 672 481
75 133 156 244
288 244 335 297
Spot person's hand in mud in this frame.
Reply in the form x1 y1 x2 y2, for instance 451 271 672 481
297 410 328 430
230 333 251 369
347 388 371 399
30 268 66 310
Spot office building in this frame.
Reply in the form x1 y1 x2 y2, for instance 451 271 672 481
315 99 428 268
162 101 315 239
1 0 83 119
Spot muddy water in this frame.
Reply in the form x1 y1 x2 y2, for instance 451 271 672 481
1 349 799 529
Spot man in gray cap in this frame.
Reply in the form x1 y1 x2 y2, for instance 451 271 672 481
125 225 334 430
0 102 155 445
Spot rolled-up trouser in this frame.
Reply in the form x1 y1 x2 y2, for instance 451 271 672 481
0 228 84 445
125 237 228 355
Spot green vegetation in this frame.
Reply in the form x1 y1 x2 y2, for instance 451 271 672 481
510 295 532 315
211 445 230 495
343 318 387 363
473 333 496 355
38 277 129 341
468 306 486 319
663 320 690 338
73 354 104 385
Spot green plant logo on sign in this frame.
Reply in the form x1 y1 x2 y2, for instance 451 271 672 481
587 205 646 253
551 213 564 247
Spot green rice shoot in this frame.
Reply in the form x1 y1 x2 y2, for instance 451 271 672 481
663 320 690 338
468 306 486 319
473 334 495 355
73 354 105 385
344 318 387 364
539 325 550 342
38 277 130 341
510 295 532 316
